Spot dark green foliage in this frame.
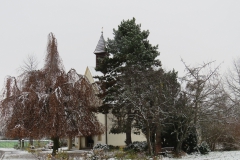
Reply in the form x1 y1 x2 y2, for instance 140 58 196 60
124 141 148 152
108 145 120 150
161 124 197 153
107 18 160 67
161 127 177 148
93 143 109 150
93 143 119 150
96 17 161 105
182 129 198 154
95 18 161 146
197 141 210 154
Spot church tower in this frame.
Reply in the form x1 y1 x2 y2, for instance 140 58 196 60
94 31 108 68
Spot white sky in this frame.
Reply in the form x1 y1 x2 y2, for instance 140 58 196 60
0 0 240 88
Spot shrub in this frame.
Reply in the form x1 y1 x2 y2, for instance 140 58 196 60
108 145 119 150
125 150 138 159
114 151 126 159
93 143 109 151
198 141 210 154
182 129 198 154
124 141 148 152
55 149 69 159
222 137 239 151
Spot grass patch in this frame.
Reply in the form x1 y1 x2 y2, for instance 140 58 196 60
0 140 49 148
0 140 18 148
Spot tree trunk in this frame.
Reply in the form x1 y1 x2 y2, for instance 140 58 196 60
125 109 133 146
21 139 24 149
19 139 21 148
146 124 153 155
29 137 33 145
155 126 161 155
176 129 188 156
176 140 183 156
125 119 132 145
52 137 60 156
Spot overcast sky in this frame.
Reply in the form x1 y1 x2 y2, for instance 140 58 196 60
0 0 240 88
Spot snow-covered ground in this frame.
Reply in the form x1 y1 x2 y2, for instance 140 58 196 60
1 148 240 160
166 151 240 160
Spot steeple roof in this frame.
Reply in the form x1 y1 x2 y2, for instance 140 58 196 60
94 32 106 54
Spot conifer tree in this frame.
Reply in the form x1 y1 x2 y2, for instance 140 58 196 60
96 18 161 145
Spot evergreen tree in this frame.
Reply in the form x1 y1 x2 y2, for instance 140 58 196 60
96 18 161 145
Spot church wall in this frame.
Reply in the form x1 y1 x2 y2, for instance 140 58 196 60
89 113 146 147
84 67 94 83
106 114 146 146
83 62 146 148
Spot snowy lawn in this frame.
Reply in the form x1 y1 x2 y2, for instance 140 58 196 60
2 148 240 159
163 151 240 160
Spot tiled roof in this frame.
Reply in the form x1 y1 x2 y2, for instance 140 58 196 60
94 32 106 54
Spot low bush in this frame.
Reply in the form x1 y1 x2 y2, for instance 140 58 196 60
55 149 69 160
198 141 210 154
93 143 109 151
222 137 239 151
124 141 148 152
108 145 119 150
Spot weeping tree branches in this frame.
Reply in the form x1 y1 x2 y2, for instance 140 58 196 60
0 33 104 155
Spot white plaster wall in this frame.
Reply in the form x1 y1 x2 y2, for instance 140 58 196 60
75 137 78 147
107 133 146 146
90 104 146 147
80 137 86 148
84 67 94 83
90 112 146 147
84 66 146 147
93 113 106 146
106 114 146 146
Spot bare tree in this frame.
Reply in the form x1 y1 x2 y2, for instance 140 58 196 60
226 58 240 105
219 57 240 150
19 54 39 73
180 59 222 144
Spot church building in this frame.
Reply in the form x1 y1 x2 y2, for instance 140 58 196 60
74 32 146 149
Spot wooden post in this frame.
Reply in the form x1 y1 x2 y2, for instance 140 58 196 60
21 139 24 149
19 139 21 148
105 113 108 145
67 137 72 150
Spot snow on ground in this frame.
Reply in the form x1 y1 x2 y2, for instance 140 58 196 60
163 151 240 160
0 147 90 160
0 148 43 160
1 148 240 160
